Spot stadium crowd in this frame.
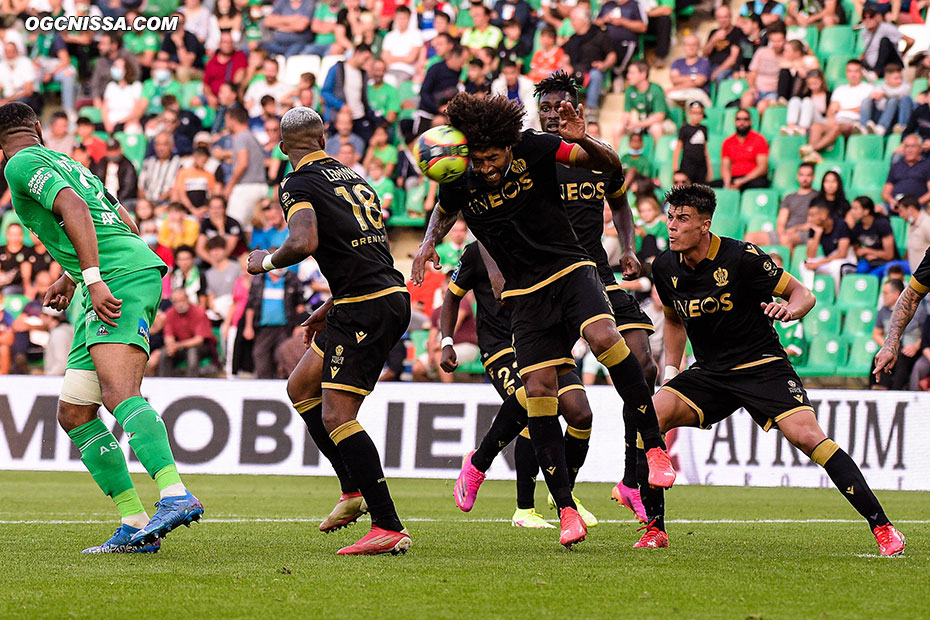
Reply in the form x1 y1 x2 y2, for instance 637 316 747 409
0 0 928 388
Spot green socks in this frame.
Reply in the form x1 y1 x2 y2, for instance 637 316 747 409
112 397 185 497
67 419 145 520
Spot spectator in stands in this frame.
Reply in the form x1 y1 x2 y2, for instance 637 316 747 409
101 58 143 134
224 106 269 227
159 202 202 251
161 12 206 82
308 0 341 56
181 0 221 53
705 6 744 84
858 7 913 79
0 223 32 296
209 82 240 134
214 0 242 43
94 139 138 207
463 4 503 56
27 235 59 283
620 131 651 179
884 134 930 211
382 6 423 87
751 162 815 248
320 44 376 137
44 111 73 155
262 0 315 57
646 0 673 69
718 108 770 189
464 57 491 97
803 60 872 163
596 0 645 74
417 42 467 133
139 52 183 118
90 33 139 108
197 195 246 262
0 291 14 374
31 20 77 116
785 69 829 136
414 278 479 383
0 42 35 110
666 34 712 108
735 14 765 74
871 278 926 390
776 40 819 103
139 131 182 207
785 0 842 26
366 157 394 220
618 61 668 141
39 307 71 376
496 20 530 70
563 7 616 116
904 87 930 151
243 264 303 379
123 8 160 71
367 58 400 128
244 57 293 118
324 107 367 161
741 20 786 114
492 60 539 130
739 0 785 27
816 169 851 220
901 195 930 271
363 124 398 181
861 64 912 136
172 146 218 214
492 0 534 47
337 143 365 176
803 200 854 286
159 287 216 377
436 219 469 268
204 31 247 98
250 201 288 250
673 102 712 184
635 196 669 260
529 26 567 84
333 0 364 55
10 270 52 373
170 244 208 307
223 253 253 376
850 195 908 277
204 235 241 321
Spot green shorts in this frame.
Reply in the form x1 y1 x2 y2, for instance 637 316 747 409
66 268 164 371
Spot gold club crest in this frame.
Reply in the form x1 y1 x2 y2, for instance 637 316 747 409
714 268 728 287
511 158 527 174
335 345 344 356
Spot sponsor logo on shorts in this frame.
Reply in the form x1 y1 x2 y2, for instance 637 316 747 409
138 319 150 344
96 326 109 336
787 379 805 402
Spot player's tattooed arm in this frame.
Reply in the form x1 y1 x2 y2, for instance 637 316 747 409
411 206 458 285
874 285 926 378
607 181 640 280
248 208 318 273
557 101 621 172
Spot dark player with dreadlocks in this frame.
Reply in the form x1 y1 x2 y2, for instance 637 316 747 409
536 71 656 525
412 93 675 548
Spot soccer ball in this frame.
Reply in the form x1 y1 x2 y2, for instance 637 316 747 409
414 125 469 183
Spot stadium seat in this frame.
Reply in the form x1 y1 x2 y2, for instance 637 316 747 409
713 189 740 220
78 106 102 124
890 215 908 259
657 163 674 189
317 55 342 85
788 26 819 52
813 161 852 189
284 55 320 87
824 54 855 89
114 131 146 171
192 105 216 129
769 135 805 166
740 189 780 219
842 307 877 337
409 329 430 357
812 274 836 305
723 107 759 132
759 106 787 140
397 81 419 123
816 26 855 63
913 77 929 99
884 133 901 161
845 135 885 163
653 134 677 166
836 274 879 310
761 244 791 264
708 133 725 160
797 335 847 377
803 305 841 337
745 215 776 235
2 294 29 319
850 160 888 192
820 135 845 161
715 78 748 108
703 107 725 135
837 335 878 378
455 360 486 375
710 216 743 239
771 161 801 193
788 248 807 278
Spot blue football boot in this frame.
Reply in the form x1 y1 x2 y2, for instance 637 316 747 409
82 524 161 554
129 491 204 545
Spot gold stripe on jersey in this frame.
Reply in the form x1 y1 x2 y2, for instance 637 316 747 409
500 261 595 299
295 150 330 171
707 234 721 260
285 201 313 222
311 340 324 358
518 357 576 377
332 285 408 305
448 281 468 297
322 382 372 396
579 313 614 337
660 385 706 428
605 283 622 291
910 277 930 295
774 405 813 425
605 179 627 199
772 271 791 297
482 347 514 368
731 357 781 371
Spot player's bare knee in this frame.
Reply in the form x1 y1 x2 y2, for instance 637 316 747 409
560 392 593 428
57 402 96 432
586 325 620 358
523 371 557 398
286 375 318 405
320 408 351 434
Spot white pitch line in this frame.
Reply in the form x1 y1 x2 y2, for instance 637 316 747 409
1 518 929 525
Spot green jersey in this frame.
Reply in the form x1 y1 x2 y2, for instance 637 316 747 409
624 82 668 117
4 145 166 284
367 82 400 120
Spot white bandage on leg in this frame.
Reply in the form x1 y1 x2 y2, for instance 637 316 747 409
59 369 104 406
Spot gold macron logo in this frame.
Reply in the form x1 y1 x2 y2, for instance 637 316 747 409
546 466 556 475
794 395 804 403
335 345 344 356
356 331 367 343
638 405 647 413
671 276 678 288
714 267 729 287
330 366 341 378
846 485 855 495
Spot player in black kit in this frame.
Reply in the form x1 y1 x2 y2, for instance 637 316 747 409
536 71 653 523
441 241 599 529
412 93 674 548
644 184 905 556
248 107 412 556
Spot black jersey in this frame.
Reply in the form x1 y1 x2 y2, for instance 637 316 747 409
437 130 592 298
652 235 792 372
448 242 513 355
279 151 405 301
910 246 930 295
557 164 626 289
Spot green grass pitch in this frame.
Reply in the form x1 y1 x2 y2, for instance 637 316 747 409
0 471 926 620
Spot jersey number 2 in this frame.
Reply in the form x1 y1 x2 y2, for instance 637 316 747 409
335 185 383 232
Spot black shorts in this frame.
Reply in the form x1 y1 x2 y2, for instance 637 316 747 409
661 357 814 432
311 291 411 395
484 348 585 401
509 264 615 376
607 287 654 333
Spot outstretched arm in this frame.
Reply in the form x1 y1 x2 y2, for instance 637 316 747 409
875 285 927 378
247 208 318 273
557 101 621 172
411 206 459 285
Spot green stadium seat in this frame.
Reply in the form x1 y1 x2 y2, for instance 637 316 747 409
812 274 836 305
708 133 725 160
820 135 845 161
409 329 430 356
884 133 901 161
813 161 852 189
842 307 877 337
837 335 879 378
657 162 674 189
789 26 819 52
890 215 907 259
703 107 725 135
710 217 743 239
114 131 146 171
744 215 777 235
816 26 855 63
653 134 677 166
715 78 748 108
797 335 847 377
824 54 856 89
913 77 929 99
803 305 841 337
769 135 805 166
78 106 102 124
455 360 486 375
2 294 30 319
740 189 780 219
836 273 879 310
714 189 740 220
180 80 204 108
772 161 801 193
667 106 683 128
760 106 787 140
846 135 885 163
397 81 419 123
761 244 791 264
723 107 759 132
788 248 807 278
850 160 888 192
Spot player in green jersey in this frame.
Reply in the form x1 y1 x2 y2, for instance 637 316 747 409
0 102 203 554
